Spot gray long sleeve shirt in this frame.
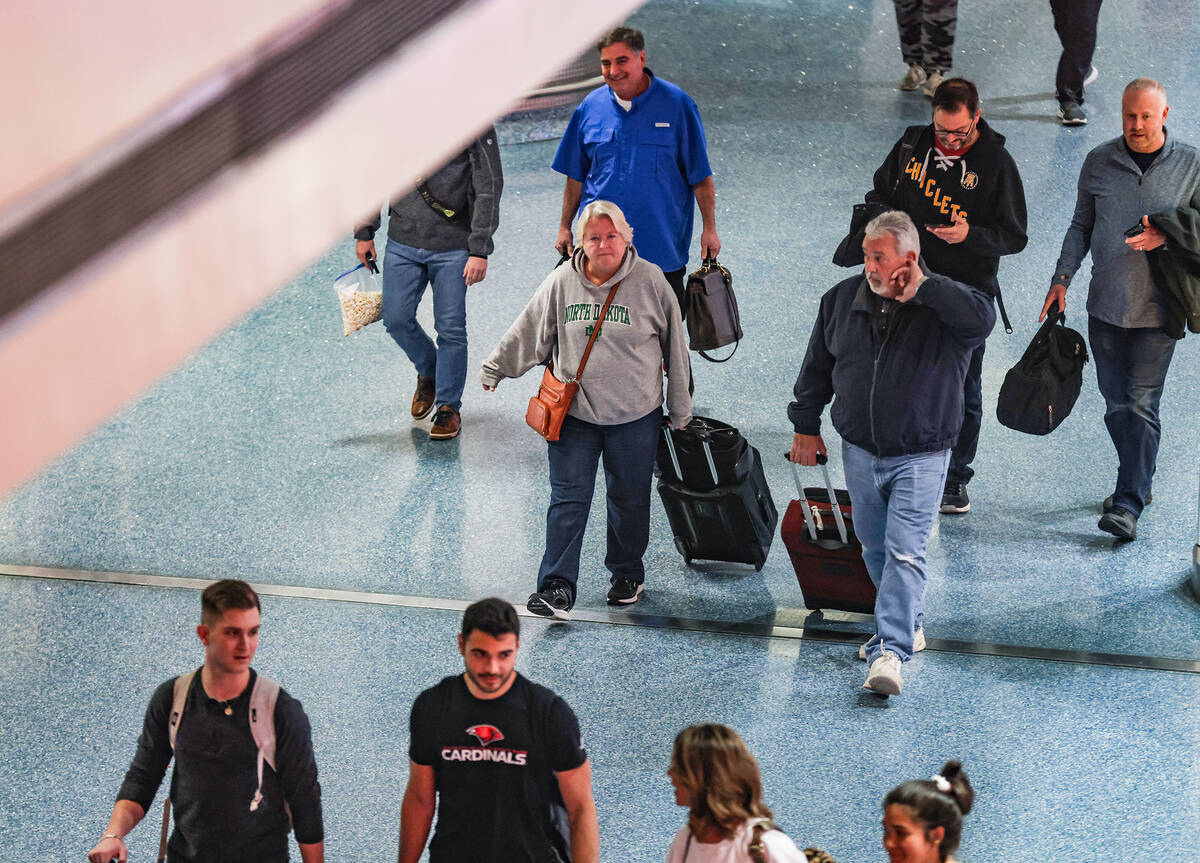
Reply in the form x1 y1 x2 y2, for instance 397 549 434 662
481 247 692 427
1054 129 1200 328
355 128 503 258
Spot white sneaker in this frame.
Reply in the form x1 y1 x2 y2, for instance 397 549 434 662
859 628 926 660
899 65 927 91
923 71 946 98
864 651 903 696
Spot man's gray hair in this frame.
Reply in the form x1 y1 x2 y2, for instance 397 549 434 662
864 210 920 256
1124 77 1167 101
576 200 634 246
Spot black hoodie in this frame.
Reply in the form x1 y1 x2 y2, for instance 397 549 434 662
867 119 1028 297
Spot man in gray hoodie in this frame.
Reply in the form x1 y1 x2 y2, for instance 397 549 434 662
1042 78 1200 541
355 128 503 440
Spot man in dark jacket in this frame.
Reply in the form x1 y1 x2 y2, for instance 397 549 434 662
355 129 503 440
790 211 994 696
865 78 1027 514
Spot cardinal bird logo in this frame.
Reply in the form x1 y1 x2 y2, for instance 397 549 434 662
465 724 505 746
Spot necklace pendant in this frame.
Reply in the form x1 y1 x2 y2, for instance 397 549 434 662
224 705 233 716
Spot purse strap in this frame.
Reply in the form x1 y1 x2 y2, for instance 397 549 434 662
569 280 622 383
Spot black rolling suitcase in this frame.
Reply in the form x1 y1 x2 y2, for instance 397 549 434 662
657 422 778 571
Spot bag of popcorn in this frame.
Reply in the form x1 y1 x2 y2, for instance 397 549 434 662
334 263 383 336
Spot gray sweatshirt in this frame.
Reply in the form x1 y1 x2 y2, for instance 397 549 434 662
482 247 692 427
1054 130 1200 328
354 128 503 257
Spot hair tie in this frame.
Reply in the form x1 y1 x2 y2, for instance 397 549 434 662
930 774 952 793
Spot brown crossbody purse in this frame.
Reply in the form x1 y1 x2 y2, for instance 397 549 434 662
525 280 622 441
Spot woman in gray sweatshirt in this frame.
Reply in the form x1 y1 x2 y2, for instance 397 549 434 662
482 200 692 619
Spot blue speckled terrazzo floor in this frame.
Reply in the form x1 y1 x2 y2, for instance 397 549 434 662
2 578 1197 862
3 0 1200 859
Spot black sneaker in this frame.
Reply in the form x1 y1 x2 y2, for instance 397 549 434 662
1098 506 1137 541
527 584 572 620
940 481 970 514
606 578 644 606
1058 101 1088 126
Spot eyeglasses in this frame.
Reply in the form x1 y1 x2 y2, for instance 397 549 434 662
933 116 976 143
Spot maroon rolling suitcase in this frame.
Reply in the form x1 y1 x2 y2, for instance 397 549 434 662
780 454 877 614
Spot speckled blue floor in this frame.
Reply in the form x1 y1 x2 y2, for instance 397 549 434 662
3 0 1200 859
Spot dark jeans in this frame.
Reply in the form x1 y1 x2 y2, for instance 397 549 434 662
537 409 662 601
946 340 984 485
1088 316 1177 516
1050 0 1102 104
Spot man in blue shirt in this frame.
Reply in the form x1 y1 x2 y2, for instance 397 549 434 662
552 27 719 312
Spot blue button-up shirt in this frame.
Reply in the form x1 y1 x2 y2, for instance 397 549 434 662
552 71 713 272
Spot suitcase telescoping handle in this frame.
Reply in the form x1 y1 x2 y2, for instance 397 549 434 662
664 422 719 487
784 452 849 546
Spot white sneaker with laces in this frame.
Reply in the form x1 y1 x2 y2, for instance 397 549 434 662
923 71 946 98
865 651 903 696
859 628 925 660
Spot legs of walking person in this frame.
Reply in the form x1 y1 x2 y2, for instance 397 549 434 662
1050 0 1102 105
381 241 438 380
662 267 687 320
845 442 949 664
537 416 604 606
920 0 958 75
600 410 661 591
892 0 924 68
947 340 985 487
424 249 471 411
1088 317 1176 517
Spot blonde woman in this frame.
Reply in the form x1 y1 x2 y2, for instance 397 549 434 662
665 724 811 863
482 200 691 619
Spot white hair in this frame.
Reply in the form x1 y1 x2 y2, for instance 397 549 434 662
576 200 634 246
864 210 920 256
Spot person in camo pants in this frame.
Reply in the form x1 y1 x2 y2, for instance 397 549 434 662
893 0 958 98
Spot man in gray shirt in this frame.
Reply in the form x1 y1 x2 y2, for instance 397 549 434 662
355 129 503 441
1042 78 1200 540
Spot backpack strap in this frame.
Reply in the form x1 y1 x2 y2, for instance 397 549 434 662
748 818 780 863
248 675 280 812
160 671 196 863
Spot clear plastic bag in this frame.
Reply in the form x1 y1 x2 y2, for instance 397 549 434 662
334 263 383 336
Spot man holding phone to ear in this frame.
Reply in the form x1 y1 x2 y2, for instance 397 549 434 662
863 77 1027 516
1042 78 1200 541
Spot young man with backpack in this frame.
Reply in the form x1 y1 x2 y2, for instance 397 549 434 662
87 580 323 863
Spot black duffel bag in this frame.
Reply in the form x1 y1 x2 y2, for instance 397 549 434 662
996 312 1089 435
657 415 752 492
685 258 742 362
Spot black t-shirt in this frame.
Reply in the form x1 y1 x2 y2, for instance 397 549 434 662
1124 140 1164 174
410 673 587 863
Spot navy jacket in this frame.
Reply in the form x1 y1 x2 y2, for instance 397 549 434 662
789 273 995 457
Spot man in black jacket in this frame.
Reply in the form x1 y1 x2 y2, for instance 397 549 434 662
790 211 994 696
864 78 1027 514
355 129 503 440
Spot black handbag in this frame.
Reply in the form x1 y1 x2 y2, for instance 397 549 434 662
833 125 925 267
685 258 742 362
996 312 1089 435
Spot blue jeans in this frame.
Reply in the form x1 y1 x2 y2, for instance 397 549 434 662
842 441 950 663
1088 316 1177 516
381 240 470 411
537 410 662 602
947 340 984 485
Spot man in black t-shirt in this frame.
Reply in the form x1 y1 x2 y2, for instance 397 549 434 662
399 598 599 863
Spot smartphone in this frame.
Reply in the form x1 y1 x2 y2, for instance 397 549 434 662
925 223 948 231
1124 222 1146 238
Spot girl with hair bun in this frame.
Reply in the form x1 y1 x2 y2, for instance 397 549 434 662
665 724 816 863
882 760 975 863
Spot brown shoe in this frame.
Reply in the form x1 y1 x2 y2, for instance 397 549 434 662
429 406 461 440
411 376 436 419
